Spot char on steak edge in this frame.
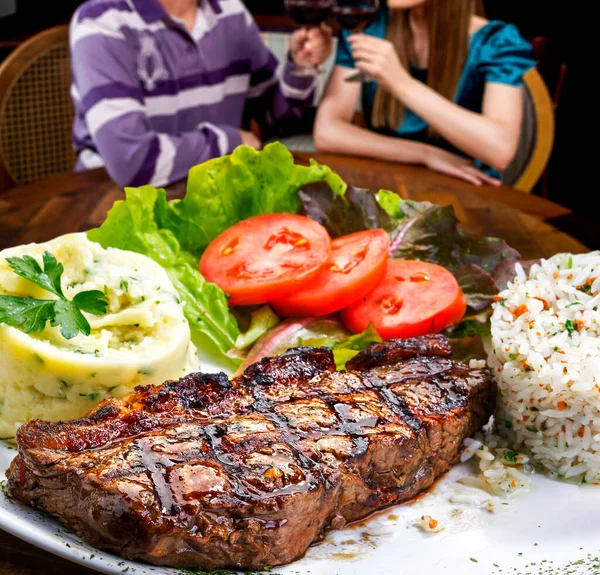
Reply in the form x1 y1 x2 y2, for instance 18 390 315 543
7 335 495 570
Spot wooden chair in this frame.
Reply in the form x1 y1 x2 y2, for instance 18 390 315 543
503 67 555 193
0 26 75 192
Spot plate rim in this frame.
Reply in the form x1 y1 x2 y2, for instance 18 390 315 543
0 500 109 575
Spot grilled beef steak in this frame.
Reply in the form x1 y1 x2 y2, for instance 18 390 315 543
7 335 495 570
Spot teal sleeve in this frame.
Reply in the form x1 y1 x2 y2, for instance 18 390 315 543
335 31 355 69
478 23 536 87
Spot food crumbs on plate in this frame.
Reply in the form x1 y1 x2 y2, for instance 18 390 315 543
470 557 478 563
417 515 443 533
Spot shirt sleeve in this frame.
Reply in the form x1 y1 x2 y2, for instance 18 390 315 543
478 22 537 87
70 10 241 188
241 11 317 140
335 31 356 69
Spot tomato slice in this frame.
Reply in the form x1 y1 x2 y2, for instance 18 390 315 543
341 260 466 339
271 229 390 317
200 214 331 306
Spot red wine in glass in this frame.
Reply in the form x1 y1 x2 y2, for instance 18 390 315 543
331 5 378 31
285 0 333 76
333 0 380 82
286 0 333 26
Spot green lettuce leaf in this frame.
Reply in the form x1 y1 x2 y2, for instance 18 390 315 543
158 143 346 255
377 190 433 221
235 317 381 374
236 316 350 374
87 186 239 354
376 189 404 219
330 324 382 370
227 305 280 359
87 144 347 356
87 143 520 364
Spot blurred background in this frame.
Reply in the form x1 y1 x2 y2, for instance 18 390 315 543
0 0 586 243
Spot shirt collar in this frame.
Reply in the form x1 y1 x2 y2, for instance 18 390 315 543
130 0 168 23
131 0 220 23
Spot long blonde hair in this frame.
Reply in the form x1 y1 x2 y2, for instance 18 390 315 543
372 0 481 132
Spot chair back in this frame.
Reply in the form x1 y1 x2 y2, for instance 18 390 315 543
503 68 555 193
0 25 74 192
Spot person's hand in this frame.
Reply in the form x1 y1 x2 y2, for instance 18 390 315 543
290 24 334 68
347 34 410 92
423 147 502 187
238 129 262 150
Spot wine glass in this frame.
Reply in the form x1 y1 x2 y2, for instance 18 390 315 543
285 0 333 77
332 0 380 82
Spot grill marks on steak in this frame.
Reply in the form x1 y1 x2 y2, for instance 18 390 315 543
15 346 336 453
7 336 495 570
346 333 453 371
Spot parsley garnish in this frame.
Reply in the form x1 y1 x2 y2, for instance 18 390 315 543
0 252 107 339
565 319 577 337
508 353 517 361
504 451 519 463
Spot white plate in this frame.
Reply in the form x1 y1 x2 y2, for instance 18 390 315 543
5 448 600 574
2 350 600 575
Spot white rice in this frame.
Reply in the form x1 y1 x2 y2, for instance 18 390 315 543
489 251 600 484
460 431 533 498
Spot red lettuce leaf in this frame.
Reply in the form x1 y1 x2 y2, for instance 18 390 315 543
388 204 520 276
299 183 521 320
455 264 500 312
299 182 394 237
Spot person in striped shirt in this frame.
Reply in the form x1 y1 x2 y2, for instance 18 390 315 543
70 0 333 187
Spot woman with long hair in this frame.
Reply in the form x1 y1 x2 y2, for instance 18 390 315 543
314 0 536 185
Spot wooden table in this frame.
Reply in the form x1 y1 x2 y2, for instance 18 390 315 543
0 153 588 259
0 154 589 575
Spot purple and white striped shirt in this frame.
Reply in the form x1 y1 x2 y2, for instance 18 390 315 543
70 0 316 187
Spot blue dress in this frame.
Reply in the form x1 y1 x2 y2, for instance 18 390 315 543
335 16 536 177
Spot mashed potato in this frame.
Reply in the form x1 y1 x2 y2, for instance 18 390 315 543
0 233 200 439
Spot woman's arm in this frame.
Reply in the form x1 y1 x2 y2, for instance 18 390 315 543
315 67 430 164
349 35 523 171
314 67 500 186
396 79 522 171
